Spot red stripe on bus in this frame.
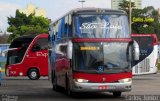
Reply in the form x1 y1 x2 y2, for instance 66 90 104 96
73 72 132 83
72 38 132 42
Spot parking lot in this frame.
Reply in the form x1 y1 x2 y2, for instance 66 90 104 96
0 73 160 101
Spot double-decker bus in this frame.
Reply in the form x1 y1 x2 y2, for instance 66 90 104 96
48 8 139 97
131 34 158 75
5 34 48 80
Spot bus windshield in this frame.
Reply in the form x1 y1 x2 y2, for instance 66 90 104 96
74 14 129 38
73 42 131 73
132 36 154 62
7 37 34 65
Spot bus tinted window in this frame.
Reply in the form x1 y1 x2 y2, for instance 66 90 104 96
132 36 154 61
74 15 129 38
10 38 33 48
132 36 153 50
7 38 34 65
32 38 48 52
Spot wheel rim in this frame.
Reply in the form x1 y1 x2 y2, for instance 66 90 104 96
31 71 37 78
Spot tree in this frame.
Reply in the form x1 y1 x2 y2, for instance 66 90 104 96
0 32 9 44
119 0 135 15
119 2 160 40
7 10 50 42
131 6 160 39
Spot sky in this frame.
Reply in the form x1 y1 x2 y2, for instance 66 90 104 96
0 0 160 32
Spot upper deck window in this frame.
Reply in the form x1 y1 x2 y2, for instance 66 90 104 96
74 14 129 38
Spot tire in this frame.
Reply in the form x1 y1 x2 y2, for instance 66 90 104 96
66 76 74 96
113 92 122 97
28 69 40 80
52 71 58 91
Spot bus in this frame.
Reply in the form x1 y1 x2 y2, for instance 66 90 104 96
48 8 139 97
5 34 48 80
0 44 9 83
0 44 10 62
131 34 158 75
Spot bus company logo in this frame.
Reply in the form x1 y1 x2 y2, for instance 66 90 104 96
79 22 122 30
36 52 48 58
102 77 106 82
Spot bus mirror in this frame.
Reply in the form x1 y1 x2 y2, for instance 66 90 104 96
67 41 73 59
133 40 140 61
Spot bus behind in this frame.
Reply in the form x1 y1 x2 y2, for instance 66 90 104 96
5 34 48 80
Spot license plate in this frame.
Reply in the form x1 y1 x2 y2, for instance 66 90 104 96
98 86 108 90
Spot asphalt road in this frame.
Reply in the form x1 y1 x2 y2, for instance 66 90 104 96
0 73 160 101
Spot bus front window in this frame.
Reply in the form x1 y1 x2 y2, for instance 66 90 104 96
74 15 129 38
73 42 131 73
7 38 33 65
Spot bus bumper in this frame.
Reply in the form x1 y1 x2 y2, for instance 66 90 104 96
71 82 132 92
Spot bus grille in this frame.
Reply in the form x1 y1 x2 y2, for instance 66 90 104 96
135 58 150 74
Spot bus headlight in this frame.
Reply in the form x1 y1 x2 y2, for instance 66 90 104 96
74 78 89 83
118 78 132 83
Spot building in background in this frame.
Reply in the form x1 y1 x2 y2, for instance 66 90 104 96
111 0 142 9
19 3 46 17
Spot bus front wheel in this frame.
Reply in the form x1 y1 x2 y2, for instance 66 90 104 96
113 92 122 97
28 69 40 80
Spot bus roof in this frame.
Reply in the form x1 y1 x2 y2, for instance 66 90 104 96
131 34 158 45
17 34 37 39
50 8 127 25
12 34 48 42
72 8 127 14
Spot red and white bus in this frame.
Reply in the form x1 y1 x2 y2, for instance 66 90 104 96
48 8 139 97
5 34 48 80
131 34 158 75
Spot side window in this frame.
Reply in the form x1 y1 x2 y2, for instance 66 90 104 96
32 38 48 52
57 18 67 39
57 20 61 39
66 14 72 37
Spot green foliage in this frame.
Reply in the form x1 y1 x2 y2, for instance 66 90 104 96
131 6 160 38
119 1 160 40
119 0 135 14
7 10 50 42
137 26 154 34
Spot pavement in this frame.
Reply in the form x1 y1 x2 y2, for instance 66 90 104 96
0 73 160 101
